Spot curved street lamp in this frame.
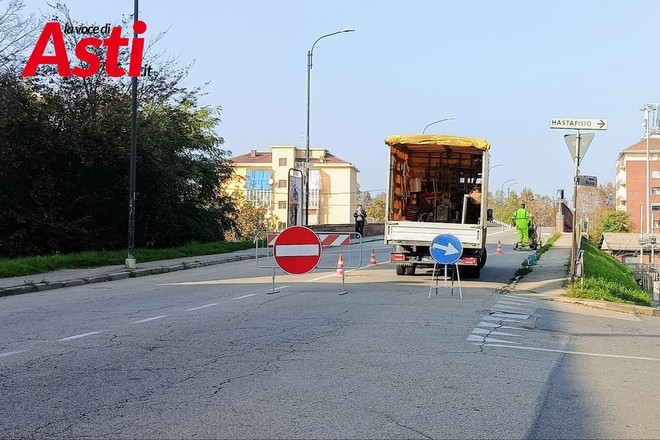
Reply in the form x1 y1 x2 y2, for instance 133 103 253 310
422 117 456 134
500 178 519 230
304 28 354 225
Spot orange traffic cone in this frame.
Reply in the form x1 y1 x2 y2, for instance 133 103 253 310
369 249 377 266
336 254 345 276
496 241 503 255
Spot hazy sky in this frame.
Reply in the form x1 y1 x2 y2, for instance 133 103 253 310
18 0 660 199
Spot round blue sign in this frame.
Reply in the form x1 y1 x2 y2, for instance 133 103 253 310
430 234 463 265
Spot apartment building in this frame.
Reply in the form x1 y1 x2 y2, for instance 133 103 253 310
228 145 359 228
615 135 660 233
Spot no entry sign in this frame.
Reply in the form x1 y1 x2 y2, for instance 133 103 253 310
273 226 322 274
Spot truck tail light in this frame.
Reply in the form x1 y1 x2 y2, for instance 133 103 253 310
459 256 478 266
391 253 407 262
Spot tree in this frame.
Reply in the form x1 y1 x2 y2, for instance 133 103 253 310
591 210 633 244
0 0 41 73
368 192 386 222
224 188 278 242
577 183 616 241
0 5 237 256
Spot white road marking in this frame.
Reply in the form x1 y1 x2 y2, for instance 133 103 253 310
485 344 660 361
471 328 522 338
233 294 258 300
58 331 102 341
495 301 531 310
133 315 167 324
478 322 530 331
483 316 528 323
489 312 530 320
0 349 28 358
467 335 520 344
185 303 218 311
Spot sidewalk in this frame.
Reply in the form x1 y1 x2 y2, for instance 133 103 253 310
508 233 660 317
0 236 384 297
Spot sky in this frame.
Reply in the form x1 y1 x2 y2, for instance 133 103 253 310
17 0 660 199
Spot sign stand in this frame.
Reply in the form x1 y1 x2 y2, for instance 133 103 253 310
338 270 347 295
266 267 280 294
428 234 464 299
428 262 462 299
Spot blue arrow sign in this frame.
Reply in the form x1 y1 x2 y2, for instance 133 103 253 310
430 234 463 265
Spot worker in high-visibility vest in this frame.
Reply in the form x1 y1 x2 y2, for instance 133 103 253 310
511 203 532 250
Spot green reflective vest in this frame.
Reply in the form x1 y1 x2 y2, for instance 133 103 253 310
512 208 530 228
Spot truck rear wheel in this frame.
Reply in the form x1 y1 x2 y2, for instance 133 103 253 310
395 264 406 276
404 265 416 275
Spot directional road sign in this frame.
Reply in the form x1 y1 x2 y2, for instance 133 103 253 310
430 234 463 265
273 226 322 274
550 117 608 130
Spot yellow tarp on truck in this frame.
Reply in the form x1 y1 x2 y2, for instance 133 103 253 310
385 134 490 151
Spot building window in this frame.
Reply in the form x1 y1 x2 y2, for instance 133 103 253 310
279 158 287 167
278 179 287 188
246 169 272 208
278 201 286 209
653 187 660 195
652 204 660 212
652 171 660 179
654 219 660 229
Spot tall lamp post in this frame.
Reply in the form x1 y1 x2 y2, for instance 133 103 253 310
305 28 354 226
642 104 654 236
422 117 457 134
500 178 518 230
126 0 139 269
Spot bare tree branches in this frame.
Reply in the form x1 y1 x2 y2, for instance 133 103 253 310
0 0 41 71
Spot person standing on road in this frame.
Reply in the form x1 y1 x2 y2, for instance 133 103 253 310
511 203 531 250
353 204 367 237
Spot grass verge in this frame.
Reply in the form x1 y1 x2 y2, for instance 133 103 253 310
569 240 652 306
0 240 254 279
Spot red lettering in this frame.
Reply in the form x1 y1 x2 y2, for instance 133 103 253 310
128 20 147 77
23 21 148 78
22 22 71 77
71 37 102 78
103 26 129 77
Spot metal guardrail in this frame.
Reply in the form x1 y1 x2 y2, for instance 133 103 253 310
633 263 660 301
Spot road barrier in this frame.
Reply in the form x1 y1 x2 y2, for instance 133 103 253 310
254 229 364 295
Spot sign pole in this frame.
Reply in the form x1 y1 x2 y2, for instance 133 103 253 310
570 131 581 282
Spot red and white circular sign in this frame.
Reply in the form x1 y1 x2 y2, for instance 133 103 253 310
273 226 323 274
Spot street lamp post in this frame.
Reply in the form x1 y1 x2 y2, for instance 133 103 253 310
125 0 139 269
422 117 457 134
642 104 654 237
305 28 354 226
500 178 518 230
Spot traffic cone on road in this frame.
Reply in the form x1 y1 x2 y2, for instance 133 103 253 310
369 249 377 266
336 254 345 276
496 241 503 255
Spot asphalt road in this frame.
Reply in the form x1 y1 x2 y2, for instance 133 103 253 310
1 229 659 439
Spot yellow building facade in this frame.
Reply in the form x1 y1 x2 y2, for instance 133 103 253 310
228 146 360 229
